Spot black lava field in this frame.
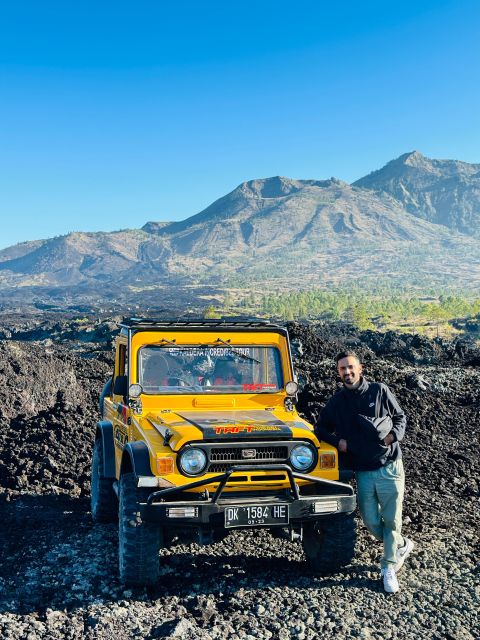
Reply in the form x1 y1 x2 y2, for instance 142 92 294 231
0 318 478 640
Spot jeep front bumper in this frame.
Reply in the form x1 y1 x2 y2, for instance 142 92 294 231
138 464 356 529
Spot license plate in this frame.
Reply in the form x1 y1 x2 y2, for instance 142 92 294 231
224 504 289 528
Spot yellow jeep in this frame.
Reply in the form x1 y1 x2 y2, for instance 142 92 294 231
91 318 357 586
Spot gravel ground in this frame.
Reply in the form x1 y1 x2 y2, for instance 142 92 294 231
0 319 478 639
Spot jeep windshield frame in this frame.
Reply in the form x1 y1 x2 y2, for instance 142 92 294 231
137 344 284 395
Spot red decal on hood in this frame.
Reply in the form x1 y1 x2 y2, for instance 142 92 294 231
214 424 283 435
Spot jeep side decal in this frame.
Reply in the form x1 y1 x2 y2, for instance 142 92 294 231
114 425 128 448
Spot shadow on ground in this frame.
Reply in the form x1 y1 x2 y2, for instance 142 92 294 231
0 493 380 617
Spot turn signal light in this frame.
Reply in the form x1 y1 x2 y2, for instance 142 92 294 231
319 453 336 469
156 456 174 475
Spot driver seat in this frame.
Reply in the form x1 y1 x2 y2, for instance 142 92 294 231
212 360 241 385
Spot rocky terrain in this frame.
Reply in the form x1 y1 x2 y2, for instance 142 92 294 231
0 318 478 639
1 152 480 308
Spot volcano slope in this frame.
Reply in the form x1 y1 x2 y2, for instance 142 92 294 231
0 319 478 640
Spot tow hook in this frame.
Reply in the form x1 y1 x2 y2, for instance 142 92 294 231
289 525 303 542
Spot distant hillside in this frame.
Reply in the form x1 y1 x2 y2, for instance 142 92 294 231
354 151 480 235
1 152 480 309
0 230 172 285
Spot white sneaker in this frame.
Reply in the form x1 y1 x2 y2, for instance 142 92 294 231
381 567 399 593
395 537 414 572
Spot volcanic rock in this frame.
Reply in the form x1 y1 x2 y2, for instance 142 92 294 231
0 318 478 639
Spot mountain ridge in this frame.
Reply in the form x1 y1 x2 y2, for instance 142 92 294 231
1 151 480 306
354 151 480 234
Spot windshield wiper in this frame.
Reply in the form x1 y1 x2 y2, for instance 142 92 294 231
213 338 260 363
148 339 261 363
151 341 211 349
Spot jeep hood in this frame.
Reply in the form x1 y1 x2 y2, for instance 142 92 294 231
147 410 311 450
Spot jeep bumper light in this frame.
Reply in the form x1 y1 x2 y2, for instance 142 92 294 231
313 500 338 514
167 507 199 518
290 444 315 471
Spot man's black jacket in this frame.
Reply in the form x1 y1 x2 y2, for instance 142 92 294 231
314 377 406 471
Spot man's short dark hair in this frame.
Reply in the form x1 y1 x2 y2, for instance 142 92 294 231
335 350 361 364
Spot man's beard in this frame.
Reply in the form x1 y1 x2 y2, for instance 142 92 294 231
342 374 360 387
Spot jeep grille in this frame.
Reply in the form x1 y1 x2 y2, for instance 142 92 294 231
208 446 288 472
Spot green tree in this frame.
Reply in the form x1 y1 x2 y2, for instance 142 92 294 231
351 304 375 330
223 292 233 309
204 305 218 319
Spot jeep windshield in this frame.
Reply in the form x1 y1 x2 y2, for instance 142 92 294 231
137 345 284 394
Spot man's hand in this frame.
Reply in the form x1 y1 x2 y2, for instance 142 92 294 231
338 438 348 453
383 432 395 446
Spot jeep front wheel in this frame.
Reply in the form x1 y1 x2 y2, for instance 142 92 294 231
302 512 356 573
91 438 117 523
118 472 163 586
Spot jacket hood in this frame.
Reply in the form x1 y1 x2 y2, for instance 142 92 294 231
357 414 393 441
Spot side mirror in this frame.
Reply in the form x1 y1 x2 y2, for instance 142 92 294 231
285 381 299 396
129 383 143 398
113 375 128 397
284 380 299 411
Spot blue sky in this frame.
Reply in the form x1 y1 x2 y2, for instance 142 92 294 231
1 0 479 249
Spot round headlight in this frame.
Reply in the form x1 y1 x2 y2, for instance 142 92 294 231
285 381 299 396
179 448 207 476
290 444 315 471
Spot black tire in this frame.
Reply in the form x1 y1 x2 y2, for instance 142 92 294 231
212 529 230 543
118 472 163 587
269 527 289 540
302 512 357 574
91 438 117 523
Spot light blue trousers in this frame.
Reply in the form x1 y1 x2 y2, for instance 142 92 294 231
355 459 405 568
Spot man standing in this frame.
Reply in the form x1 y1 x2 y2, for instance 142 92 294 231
314 351 414 593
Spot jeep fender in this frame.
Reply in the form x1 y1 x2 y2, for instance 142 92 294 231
99 377 112 415
120 441 154 478
95 420 116 478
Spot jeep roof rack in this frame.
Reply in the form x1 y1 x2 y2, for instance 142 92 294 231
119 316 281 330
